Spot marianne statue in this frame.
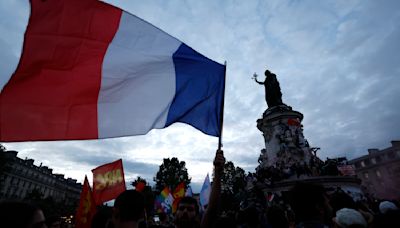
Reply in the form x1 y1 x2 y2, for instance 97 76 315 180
253 70 284 108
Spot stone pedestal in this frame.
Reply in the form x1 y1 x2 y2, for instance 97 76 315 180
256 105 314 171
253 105 362 200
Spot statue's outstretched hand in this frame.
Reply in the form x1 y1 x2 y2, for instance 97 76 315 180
252 73 258 80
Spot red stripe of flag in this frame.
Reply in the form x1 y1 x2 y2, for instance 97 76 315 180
0 0 121 141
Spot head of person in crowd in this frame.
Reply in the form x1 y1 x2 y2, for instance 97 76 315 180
158 212 173 227
46 215 61 228
266 205 289 228
174 196 199 228
329 190 357 213
290 182 333 226
332 208 367 228
378 200 398 214
91 205 114 228
112 190 146 228
0 201 47 228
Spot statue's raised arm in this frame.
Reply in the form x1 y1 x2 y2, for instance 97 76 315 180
256 70 284 108
253 73 264 85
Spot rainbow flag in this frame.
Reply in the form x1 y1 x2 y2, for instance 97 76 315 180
155 187 174 214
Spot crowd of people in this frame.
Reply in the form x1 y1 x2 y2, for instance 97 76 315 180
0 150 399 228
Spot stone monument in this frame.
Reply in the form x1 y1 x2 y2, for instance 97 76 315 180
252 69 362 198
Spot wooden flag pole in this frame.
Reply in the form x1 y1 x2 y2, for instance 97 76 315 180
218 61 227 151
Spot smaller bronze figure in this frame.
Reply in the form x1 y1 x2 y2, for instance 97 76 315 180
253 70 284 108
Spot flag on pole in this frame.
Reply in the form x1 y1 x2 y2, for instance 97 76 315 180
185 186 193 197
92 159 126 205
135 181 146 192
75 176 96 228
0 0 226 142
199 174 211 210
155 187 174 214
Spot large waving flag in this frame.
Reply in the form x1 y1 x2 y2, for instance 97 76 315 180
0 0 226 142
92 159 126 205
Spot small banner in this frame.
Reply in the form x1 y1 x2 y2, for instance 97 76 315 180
155 187 174 214
337 165 356 176
199 174 211 210
75 176 96 228
135 181 146 192
287 118 301 126
185 186 193 197
92 159 126 205
172 182 186 212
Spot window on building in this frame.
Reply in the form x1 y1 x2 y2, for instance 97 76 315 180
376 170 381 178
361 161 366 167
363 172 369 179
371 158 376 164
388 152 395 159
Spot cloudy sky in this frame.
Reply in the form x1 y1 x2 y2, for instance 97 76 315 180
1 0 399 192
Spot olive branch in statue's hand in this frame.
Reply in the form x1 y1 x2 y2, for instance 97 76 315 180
252 73 258 80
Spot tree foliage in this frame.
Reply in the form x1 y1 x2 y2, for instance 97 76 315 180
154 157 191 193
220 161 246 195
219 161 247 212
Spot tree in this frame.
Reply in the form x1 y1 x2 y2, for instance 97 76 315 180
219 161 246 212
154 157 191 193
220 161 246 195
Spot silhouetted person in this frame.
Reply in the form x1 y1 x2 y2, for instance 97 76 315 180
91 205 113 228
112 190 145 228
332 208 367 228
266 206 289 228
0 201 47 228
174 197 200 228
253 70 284 108
200 149 226 228
290 182 333 228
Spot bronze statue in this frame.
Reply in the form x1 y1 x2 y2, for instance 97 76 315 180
253 70 283 108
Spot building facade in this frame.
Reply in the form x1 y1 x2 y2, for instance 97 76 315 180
0 150 82 206
348 140 400 200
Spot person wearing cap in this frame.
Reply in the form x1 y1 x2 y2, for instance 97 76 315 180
332 208 367 228
378 201 398 214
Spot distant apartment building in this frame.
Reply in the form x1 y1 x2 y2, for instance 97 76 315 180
0 150 82 205
348 140 400 200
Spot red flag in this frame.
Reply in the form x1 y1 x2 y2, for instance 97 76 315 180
92 159 126 205
287 118 300 126
172 182 186 213
173 182 186 199
135 181 146 192
75 176 96 228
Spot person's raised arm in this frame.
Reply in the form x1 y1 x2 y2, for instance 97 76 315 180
200 149 225 228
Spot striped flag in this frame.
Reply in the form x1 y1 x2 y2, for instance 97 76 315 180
0 0 225 142
199 174 211 210
155 187 174 214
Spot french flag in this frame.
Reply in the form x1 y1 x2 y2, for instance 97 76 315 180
0 0 225 142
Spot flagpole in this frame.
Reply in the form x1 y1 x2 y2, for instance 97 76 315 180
218 61 227 151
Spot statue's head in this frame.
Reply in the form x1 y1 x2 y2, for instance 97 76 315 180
264 70 272 76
